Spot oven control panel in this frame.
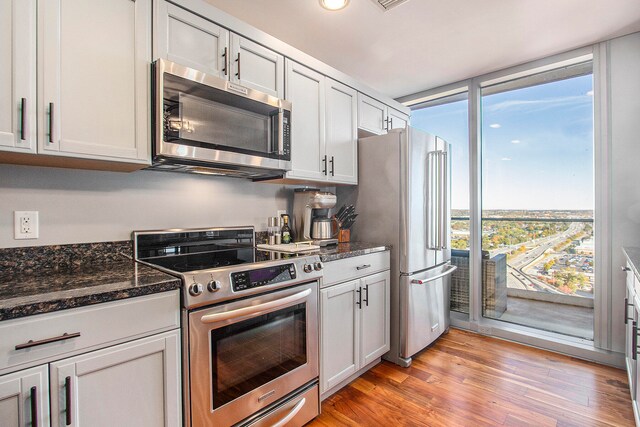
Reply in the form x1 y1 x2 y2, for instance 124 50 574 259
231 263 297 292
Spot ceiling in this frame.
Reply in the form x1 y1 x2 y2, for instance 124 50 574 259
205 0 640 100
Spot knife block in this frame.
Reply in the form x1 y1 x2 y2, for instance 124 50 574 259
338 229 350 243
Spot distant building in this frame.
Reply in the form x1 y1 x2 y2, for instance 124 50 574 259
576 238 594 255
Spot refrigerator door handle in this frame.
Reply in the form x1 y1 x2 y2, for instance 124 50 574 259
410 264 457 284
439 150 448 250
426 151 438 250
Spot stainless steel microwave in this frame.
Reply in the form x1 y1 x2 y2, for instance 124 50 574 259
150 59 292 179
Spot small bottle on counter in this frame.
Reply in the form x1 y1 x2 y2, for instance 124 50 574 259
281 214 292 244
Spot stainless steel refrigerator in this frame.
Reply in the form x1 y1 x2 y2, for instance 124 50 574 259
348 127 457 367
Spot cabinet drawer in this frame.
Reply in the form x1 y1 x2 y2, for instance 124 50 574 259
322 251 390 288
0 290 180 374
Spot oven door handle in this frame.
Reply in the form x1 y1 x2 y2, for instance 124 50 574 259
272 397 306 427
200 288 312 324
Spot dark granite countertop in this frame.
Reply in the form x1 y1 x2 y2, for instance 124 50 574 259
0 242 181 321
623 247 640 278
317 242 391 262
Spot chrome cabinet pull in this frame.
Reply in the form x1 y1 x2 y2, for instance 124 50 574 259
356 264 371 270
235 52 241 79
356 287 362 309
48 102 54 143
222 47 228 76
65 376 72 426
15 332 81 350
30 386 38 427
20 98 26 140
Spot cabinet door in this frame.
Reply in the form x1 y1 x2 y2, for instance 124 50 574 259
230 33 284 98
388 107 409 130
625 284 636 399
326 79 358 184
360 271 391 366
320 280 360 394
0 365 49 427
154 0 229 78
0 0 36 154
284 60 326 181
39 0 150 163
357 93 387 135
50 331 181 427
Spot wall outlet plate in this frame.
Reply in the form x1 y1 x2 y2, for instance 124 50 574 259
14 211 39 239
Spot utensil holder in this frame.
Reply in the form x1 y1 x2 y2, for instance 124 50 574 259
338 229 350 243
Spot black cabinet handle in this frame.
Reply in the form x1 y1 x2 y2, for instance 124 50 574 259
356 287 362 309
48 102 54 143
15 332 81 350
322 155 327 175
20 98 26 140
633 321 638 361
389 117 394 129
235 52 241 79
65 376 72 426
363 284 369 307
383 117 389 131
626 298 629 325
330 156 335 176
222 47 228 76
30 386 38 427
622 266 631 272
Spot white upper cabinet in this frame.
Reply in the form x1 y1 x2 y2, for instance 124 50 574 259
285 60 326 181
39 0 150 164
388 107 409 130
155 1 229 78
358 93 410 135
357 93 387 135
230 33 284 98
0 0 37 154
326 79 358 184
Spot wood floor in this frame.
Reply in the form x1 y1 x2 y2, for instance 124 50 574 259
309 329 635 427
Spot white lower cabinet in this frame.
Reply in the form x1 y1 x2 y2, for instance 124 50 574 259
320 259 390 397
50 330 180 427
0 365 49 427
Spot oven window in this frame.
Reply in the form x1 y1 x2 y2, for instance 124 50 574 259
210 303 307 409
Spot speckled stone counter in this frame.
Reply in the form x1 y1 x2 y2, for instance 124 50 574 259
623 247 640 278
0 242 180 321
317 242 390 262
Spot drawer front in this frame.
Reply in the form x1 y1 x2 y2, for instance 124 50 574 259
322 251 390 288
0 290 180 374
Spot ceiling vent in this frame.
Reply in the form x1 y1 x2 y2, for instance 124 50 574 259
371 0 409 11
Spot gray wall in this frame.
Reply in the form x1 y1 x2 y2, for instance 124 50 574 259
609 32 640 352
0 164 294 248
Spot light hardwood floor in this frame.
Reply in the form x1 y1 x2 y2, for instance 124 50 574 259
310 328 634 426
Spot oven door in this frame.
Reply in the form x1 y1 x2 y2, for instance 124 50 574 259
188 281 318 427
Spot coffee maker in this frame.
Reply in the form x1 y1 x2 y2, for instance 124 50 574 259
292 188 339 246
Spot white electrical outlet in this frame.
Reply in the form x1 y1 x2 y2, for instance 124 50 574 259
14 211 39 239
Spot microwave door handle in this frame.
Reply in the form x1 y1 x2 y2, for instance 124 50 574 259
277 108 284 155
200 288 311 324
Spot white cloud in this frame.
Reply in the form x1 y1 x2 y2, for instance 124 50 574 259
489 123 501 128
586 90 594 96
501 157 512 161
485 95 590 113
511 139 521 144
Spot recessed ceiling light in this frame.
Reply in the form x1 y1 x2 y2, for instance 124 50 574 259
320 0 350 11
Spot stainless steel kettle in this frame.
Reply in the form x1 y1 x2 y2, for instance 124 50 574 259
311 217 339 240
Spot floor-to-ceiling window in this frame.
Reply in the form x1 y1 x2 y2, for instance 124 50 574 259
411 92 470 318
480 66 594 339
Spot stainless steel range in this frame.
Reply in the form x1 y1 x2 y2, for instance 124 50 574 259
133 227 322 427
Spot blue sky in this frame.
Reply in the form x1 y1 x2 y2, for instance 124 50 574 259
411 74 594 211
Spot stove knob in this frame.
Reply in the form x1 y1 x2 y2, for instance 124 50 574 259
314 262 323 271
207 280 221 292
303 264 313 273
189 283 204 296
